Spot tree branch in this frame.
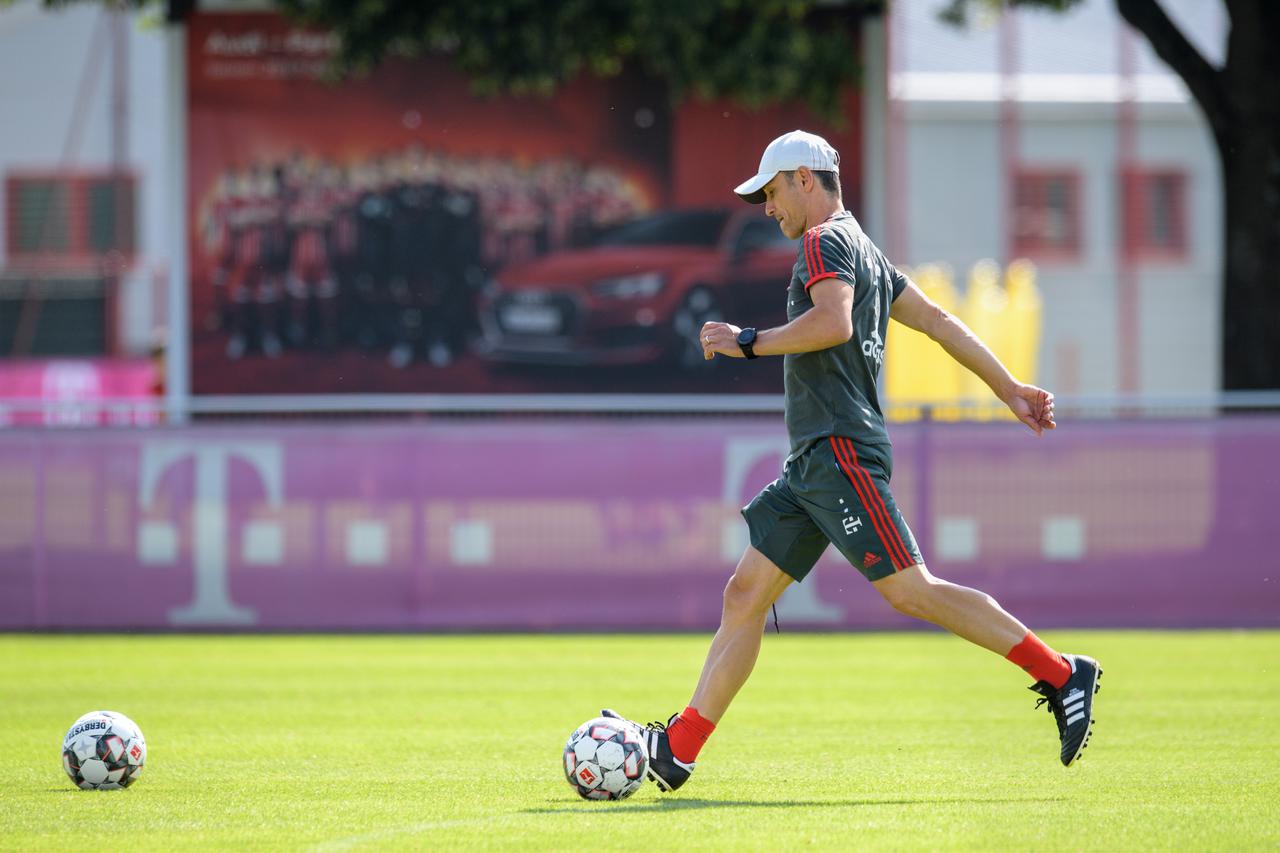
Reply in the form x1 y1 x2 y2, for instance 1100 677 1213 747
1114 0 1231 135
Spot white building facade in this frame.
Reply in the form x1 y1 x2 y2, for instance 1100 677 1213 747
0 1 169 355
863 0 1224 397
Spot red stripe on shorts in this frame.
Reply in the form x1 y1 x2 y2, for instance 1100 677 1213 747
838 437 915 569
829 437 910 570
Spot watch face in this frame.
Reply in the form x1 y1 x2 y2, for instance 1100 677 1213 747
738 328 756 345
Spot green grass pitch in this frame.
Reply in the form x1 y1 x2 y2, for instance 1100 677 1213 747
4 631 1278 851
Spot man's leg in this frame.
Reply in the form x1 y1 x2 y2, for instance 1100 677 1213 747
603 474 823 790
874 562 1101 766
603 546 795 791
687 545 794 722
825 434 1074 689
874 562 1075 686
873 562 1029 656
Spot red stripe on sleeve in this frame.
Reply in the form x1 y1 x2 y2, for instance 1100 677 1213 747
804 272 841 291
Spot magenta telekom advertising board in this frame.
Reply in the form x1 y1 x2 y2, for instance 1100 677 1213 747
0 360 158 427
0 417 1276 631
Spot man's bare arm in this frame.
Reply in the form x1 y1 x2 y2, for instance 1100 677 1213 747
699 277 854 358
891 278 1055 434
890 280 1017 398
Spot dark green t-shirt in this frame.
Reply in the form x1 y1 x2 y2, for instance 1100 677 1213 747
782 210 907 461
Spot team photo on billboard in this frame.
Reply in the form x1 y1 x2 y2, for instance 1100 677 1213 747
186 12 860 396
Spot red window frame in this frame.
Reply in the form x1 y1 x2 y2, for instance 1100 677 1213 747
1122 168 1188 261
4 170 137 273
1011 169 1082 262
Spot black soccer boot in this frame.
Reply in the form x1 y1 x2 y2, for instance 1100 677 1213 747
1030 654 1102 767
600 708 696 792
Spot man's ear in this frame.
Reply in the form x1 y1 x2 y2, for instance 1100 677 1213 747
795 166 813 192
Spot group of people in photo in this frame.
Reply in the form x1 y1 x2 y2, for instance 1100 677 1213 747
199 144 650 366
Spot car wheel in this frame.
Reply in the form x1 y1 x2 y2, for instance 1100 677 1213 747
671 286 725 370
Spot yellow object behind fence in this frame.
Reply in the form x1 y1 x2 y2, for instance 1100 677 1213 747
1002 258 1042 387
885 259 1041 422
884 264 963 422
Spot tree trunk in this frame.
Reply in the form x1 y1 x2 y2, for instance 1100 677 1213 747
1218 131 1280 389
1116 0 1280 390
1215 1 1280 389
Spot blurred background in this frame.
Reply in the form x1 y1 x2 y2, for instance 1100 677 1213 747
1 0 1276 632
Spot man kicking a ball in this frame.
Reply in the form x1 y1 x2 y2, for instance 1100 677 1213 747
606 130 1101 792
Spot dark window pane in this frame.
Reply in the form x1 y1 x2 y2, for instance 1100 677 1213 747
0 278 105 355
594 210 730 247
1146 175 1179 248
87 177 136 254
1127 172 1185 254
15 181 70 252
1013 172 1078 255
735 218 798 253
1044 179 1068 244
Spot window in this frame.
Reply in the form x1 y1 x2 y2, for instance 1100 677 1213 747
87 177 136 255
1123 169 1187 259
13 180 71 253
1012 170 1081 259
732 217 798 256
594 210 730 248
5 172 137 268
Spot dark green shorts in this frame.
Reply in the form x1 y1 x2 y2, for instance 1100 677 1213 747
742 435 923 582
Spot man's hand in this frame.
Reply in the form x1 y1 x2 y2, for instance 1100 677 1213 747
1005 384 1056 435
700 321 744 360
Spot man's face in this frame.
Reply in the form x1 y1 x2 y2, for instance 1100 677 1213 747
762 172 804 240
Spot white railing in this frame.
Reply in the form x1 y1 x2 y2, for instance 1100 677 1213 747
2 390 1280 423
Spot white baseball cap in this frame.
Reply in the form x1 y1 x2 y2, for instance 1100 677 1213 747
733 130 841 204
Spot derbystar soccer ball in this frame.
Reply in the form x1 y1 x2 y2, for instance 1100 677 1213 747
61 710 147 790
562 716 648 800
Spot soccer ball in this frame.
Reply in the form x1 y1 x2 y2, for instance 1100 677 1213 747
562 716 649 800
61 710 147 790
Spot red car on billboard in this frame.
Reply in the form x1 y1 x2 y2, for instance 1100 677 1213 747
477 209 799 369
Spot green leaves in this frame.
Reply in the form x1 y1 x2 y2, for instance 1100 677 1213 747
275 0 880 117
937 0 1085 27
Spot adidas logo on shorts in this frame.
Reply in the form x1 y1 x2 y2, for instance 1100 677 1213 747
863 552 881 568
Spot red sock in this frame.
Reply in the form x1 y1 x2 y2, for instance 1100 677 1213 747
666 706 716 764
1005 631 1071 689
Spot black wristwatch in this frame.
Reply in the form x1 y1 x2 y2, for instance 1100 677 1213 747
737 327 759 359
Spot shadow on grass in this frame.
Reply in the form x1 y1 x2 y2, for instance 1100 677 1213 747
526 796 1060 813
